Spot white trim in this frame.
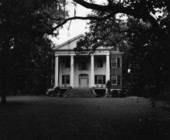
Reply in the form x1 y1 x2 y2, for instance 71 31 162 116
70 55 74 87
90 54 94 87
106 54 110 82
54 50 110 56
54 56 59 87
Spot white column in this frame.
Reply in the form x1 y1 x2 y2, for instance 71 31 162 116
91 54 94 87
70 55 74 87
106 54 110 82
54 56 59 87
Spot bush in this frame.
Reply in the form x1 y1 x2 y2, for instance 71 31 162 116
53 87 59 94
119 90 127 97
94 89 106 97
58 89 68 97
48 90 54 95
111 90 119 97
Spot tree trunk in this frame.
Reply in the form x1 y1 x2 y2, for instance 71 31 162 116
1 39 9 104
1 92 7 104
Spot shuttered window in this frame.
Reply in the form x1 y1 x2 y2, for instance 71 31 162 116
94 75 106 84
111 75 120 85
111 58 120 68
111 58 117 68
111 75 117 85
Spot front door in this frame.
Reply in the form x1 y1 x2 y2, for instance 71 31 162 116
79 74 89 88
80 78 88 88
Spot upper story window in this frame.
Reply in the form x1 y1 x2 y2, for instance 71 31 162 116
65 58 70 68
79 61 88 70
97 58 103 68
111 58 120 68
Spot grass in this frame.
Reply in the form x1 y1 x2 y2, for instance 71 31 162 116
0 96 170 140
157 91 170 101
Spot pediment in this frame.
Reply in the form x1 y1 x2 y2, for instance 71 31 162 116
55 34 84 50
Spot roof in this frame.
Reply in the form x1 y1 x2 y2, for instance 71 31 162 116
55 34 84 50
54 34 123 54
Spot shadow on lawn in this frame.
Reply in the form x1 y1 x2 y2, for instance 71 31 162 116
0 100 27 108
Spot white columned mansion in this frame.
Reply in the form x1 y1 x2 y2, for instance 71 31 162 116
52 34 123 90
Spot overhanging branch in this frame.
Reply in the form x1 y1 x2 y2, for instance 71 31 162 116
73 0 109 11
72 0 160 31
50 13 114 33
46 0 160 36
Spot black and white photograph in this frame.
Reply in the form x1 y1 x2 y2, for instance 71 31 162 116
0 0 170 139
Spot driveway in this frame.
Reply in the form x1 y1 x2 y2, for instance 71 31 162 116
0 96 170 140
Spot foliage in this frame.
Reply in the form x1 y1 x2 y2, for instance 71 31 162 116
7 37 53 95
0 0 68 103
74 0 170 96
110 90 119 97
75 12 130 53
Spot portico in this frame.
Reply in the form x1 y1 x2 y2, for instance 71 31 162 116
54 52 110 88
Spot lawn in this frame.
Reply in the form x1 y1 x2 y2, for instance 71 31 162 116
0 96 170 140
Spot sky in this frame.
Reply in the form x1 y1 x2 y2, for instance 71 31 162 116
51 2 91 45
51 0 107 45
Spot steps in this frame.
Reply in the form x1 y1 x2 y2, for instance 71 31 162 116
65 88 95 98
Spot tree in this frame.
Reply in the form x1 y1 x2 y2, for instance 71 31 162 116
8 37 53 95
0 0 67 104
71 0 170 97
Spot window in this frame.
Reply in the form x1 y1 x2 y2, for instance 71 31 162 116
111 58 117 68
95 75 106 84
79 61 88 70
97 58 103 68
65 58 70 68
111 58 120 68
62 75 70 84
97 75 103 84
111 75 117 85
111 75 120 85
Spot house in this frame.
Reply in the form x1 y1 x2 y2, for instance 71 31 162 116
50 34 123 92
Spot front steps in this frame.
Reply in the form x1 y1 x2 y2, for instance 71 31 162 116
65 88 95 98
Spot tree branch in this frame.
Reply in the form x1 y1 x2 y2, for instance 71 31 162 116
72 0 159 30
46 0 159 36
50 13 114 33
73 0 109 11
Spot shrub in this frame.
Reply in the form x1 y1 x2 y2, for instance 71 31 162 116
94 89 106 97
54 87 60 95
111 90 119 97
